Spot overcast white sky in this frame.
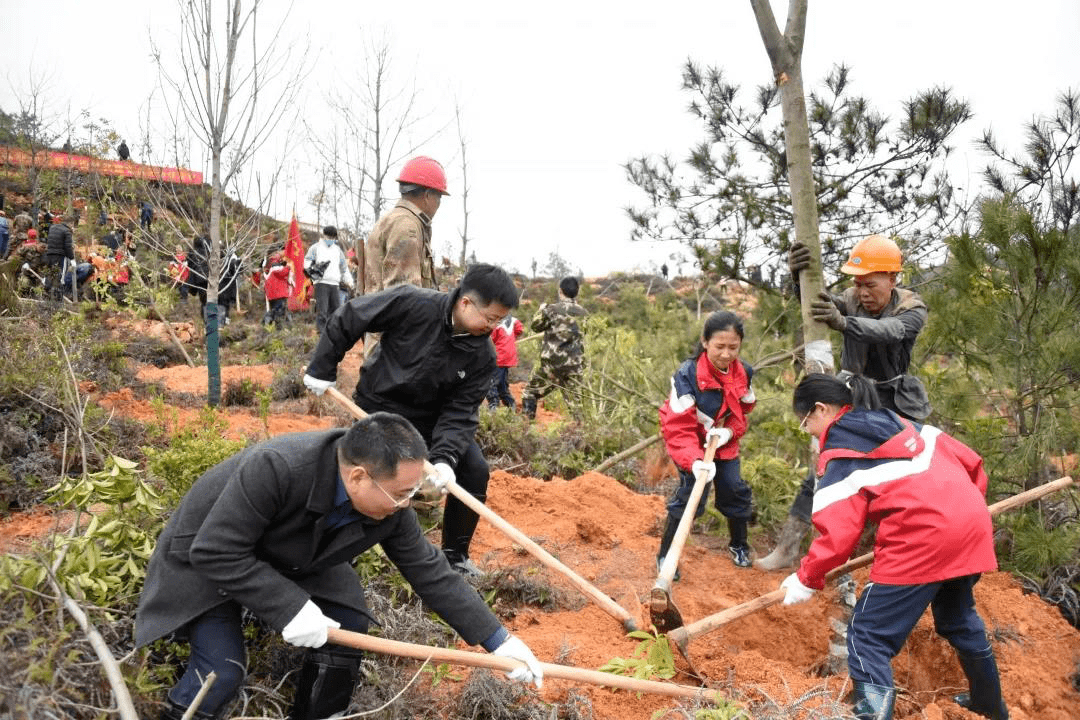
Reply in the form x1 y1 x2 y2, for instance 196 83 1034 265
7 0 1079 276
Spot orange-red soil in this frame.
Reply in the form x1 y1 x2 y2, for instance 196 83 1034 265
4 359 1077 719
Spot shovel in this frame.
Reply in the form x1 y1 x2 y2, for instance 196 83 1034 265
322 385 639 632
649 435 721 633
326 627 723 703
666 475 1075 656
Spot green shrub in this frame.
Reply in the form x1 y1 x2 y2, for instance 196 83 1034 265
142 407 246 502
222 377 259 407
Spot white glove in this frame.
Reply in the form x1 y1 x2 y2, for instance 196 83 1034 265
704 426 733 449
780 573 816 606
303 373 333 396
492 635 544 689
691 459 716 483
281 600 340 647
426 462 455 494
740 387 756 404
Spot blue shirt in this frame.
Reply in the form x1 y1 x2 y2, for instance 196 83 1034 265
324 472 362 530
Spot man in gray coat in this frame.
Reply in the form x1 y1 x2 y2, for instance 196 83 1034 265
135 413 542 720
757 234 932 571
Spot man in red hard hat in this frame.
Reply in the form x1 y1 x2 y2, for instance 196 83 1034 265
364 155 448 293
757 234 932 572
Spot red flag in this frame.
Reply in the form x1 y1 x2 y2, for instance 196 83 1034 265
284 214 310 312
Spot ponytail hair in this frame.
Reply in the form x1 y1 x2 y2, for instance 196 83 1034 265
793 373 881 415
691 310 745 359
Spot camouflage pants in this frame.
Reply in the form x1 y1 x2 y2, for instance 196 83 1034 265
521 362 582 406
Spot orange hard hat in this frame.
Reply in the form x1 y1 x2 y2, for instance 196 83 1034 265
841 234 902 275
397 156 449 195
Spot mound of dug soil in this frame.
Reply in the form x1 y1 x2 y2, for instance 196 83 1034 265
15 359 1077 719
465 471 1079 719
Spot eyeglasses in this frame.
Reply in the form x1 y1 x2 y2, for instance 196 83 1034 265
467 297 508 327
372 477 422 508
798 406 816 433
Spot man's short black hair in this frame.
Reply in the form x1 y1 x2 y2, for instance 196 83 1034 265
461 263 519 309
322 225 338 238
338 412 427 479
559 276 580 299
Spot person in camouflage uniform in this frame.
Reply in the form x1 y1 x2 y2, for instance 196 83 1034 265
521 276 587 420
363 156 448 358
11 209 33 255
364 156 448 293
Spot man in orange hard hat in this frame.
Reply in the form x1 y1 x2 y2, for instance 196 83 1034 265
364 156 448 293
756 234 932 571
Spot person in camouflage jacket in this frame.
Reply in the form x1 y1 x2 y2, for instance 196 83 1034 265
521 276 587 419
363 156 448 293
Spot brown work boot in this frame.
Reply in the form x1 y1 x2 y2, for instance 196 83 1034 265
753 515 811 571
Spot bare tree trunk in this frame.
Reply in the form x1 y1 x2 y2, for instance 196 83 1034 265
750 0 845 673
456 103 471 269
207 149 224 405
750 0 834 375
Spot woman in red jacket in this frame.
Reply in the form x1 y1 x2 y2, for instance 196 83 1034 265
780 373 1006 720
658 310 756 575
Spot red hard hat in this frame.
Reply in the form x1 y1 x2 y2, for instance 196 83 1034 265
397 156 449 195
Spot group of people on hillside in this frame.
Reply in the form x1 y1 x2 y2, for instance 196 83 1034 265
3 197 173 304
132 155 1008 720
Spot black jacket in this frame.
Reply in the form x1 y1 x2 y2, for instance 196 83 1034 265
306 285 495 468
45 222 73 260
135 429 501 647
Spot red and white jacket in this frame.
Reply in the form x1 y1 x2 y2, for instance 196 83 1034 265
797 407 996 589
490 315 523 368
659 353 755 468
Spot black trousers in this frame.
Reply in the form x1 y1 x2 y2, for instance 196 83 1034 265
487 366 515 408
314 283 343 335
169 597 369 715
437 439 489 563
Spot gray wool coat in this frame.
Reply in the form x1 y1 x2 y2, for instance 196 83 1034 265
135 429 501 648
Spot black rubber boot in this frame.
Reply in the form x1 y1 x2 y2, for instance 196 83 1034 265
655 516 681 582
727 517 752 568
850 682 896 720
442 495 482 574
953 648 1009 719
289 648 363 720
160 697 217 720
521 396 537 420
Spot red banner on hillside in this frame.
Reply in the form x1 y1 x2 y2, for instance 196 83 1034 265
0 145 203 185
284 214 311 311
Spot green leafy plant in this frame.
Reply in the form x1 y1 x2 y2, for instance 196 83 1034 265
651 701 750 720
421 661 464 687
0 455 163 607
142 407 246 502
599 629 676 683
222 377 259 407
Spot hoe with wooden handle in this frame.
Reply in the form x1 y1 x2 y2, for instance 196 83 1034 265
649 435 721 633
322 385 639 632
666 475 1075 657
327 627 724 703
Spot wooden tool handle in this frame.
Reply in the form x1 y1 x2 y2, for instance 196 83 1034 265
322 384 638 631
327 628 719 702
654 435 721 591
670 475 1075 648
